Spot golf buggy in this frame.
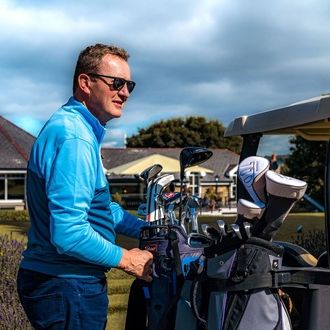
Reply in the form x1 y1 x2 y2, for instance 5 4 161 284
125 94 330 330
221 93 330 330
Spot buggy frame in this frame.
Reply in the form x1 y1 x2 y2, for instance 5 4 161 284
224 93 330 329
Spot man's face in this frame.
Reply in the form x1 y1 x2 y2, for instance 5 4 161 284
86 54 132 124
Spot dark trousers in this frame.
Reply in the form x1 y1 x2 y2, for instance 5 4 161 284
17 268 108 330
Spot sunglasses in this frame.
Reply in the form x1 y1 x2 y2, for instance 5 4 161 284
88 73 136 93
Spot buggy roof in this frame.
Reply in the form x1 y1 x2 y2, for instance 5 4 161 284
224 93 330 141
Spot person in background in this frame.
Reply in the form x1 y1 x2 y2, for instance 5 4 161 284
17 43 153 329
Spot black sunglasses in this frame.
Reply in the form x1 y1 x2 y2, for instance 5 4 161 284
88 73 136 93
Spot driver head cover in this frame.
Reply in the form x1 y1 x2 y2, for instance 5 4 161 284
266 171 307 200
238 156 270 206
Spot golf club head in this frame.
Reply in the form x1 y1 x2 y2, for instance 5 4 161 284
216 220 227 236
242 222 252 238
188 207 199 233
179 147 213 181
139 164 163 183
229 224 242 240
167 205 178 225
187 195 201 208
201 224 220 240
178 147 213 222
188 233 213 248
146 173 175 222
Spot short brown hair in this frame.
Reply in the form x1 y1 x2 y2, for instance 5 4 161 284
72 43 130 93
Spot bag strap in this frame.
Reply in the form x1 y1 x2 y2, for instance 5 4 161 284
168 228 184 279
155 288 183 330
223 292 250 330
190 277 208 327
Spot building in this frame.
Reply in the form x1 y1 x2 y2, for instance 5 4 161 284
0 116 35 209
0 116 239 210
102 148 239 209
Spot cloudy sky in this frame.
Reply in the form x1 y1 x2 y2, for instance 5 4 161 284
1 0 330 155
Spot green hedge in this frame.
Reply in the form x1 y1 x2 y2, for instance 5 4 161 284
291 230 326 258
0 210 29 223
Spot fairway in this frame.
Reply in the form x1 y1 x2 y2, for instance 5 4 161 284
1 212 326 330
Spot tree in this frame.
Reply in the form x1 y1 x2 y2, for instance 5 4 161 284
126 116 242 153
283 136 326 204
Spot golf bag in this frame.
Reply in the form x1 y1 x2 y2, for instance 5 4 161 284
187 237 292 330
125 224 204 330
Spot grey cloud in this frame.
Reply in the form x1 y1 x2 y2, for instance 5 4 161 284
1 0 330 152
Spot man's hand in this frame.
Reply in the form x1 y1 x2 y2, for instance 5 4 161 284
118 248 154 282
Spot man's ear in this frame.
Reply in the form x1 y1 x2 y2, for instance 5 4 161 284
77 73 92 95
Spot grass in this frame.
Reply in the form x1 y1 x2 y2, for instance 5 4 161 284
195 212 325 242
106 311 128 330
1 211 327 330
106 269 134 329
270 212 325 241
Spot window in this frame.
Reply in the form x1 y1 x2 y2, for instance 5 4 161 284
0 175 4 199
230 173 237 199
7 174 25 199
188 173 200 196
0 172 26 200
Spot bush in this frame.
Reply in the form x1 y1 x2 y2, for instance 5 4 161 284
291 230 326 258
0 210 29 223
0 234 31 329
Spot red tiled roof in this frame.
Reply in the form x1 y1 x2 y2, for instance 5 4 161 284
0 116 35 169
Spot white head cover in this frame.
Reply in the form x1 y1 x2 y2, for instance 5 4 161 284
237 198 265 220
266 171 307 200
238 156 270 207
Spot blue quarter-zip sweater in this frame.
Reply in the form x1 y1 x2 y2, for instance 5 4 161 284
20 97 145 277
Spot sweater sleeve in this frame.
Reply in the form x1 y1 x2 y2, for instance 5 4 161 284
109 201 147 238
46 138 123 268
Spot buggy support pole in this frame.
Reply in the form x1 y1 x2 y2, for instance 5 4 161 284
237 133 263 201
324 140 330 267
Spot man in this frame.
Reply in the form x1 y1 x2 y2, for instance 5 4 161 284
17 43 153 329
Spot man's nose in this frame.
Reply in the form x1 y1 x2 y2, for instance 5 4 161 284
119 83 131 97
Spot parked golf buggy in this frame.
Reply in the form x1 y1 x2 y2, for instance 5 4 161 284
125 94 330 330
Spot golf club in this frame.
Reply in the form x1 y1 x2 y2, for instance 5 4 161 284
229 224 242 240
146 173 175 223
216 220 227 237
178 147 213 223
186 195 201 233
242 222 252 238
139 164 163 184
201 224 221 241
